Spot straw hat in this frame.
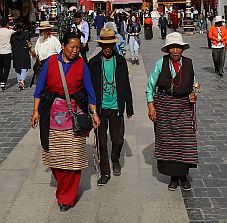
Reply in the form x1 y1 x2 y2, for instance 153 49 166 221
214 15 223 23
161 32 190 53
96 28 118 43
38 21 54 30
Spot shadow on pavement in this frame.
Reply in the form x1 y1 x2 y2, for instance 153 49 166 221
202 66 214 74
142 143 169 185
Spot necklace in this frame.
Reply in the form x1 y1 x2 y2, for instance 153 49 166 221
169 60 183 95
102 56 116 96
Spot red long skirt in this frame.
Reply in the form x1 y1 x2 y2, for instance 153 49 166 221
51 168 81 206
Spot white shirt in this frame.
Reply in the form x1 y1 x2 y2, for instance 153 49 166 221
71 20 89 44
0 28 15 54
35 35 62 61
212 27 225 49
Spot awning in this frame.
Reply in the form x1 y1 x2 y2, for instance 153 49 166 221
112 0 143 4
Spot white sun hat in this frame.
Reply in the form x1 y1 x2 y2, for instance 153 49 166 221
161 32 190 53
214 15 223 23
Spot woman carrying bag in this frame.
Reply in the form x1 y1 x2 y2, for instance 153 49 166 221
31 32 100 212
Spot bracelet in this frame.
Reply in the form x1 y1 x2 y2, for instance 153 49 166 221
33 110 38 112
91 110 97 114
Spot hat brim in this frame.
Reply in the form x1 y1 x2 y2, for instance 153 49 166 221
96 39 118 43
161 43 190 53
38 25 54 30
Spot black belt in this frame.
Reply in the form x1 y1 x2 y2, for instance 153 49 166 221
157 88 189 97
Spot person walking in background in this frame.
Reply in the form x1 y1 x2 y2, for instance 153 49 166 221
126 14 142 65
144 8 153 40
94 10 106 40
31 32 100 212
28 21 62 86
146 32 199 191
71 12 89 63
206 12 213 48
10 22 31 90
198 13 206 33
170 9 179 31
0 18 15 90
208 15 227 77
89 28 134 186
158 13 168 39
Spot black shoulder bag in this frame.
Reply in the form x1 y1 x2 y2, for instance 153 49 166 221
58 61 93 133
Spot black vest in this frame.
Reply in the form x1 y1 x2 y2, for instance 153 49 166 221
156 55 194 96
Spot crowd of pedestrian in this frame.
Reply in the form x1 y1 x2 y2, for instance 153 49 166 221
0 4 227 214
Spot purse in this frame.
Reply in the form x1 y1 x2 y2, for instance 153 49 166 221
58 61 93 133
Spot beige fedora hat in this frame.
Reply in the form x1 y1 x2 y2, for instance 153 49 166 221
161 32 190 53
96 28 118 43
38 21 54 30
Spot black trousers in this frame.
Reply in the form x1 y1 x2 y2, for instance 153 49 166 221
207 33 211 49
98 109 125 175
80 45 88 63
0 53 11 83
160 26 167 39
212 47 226 74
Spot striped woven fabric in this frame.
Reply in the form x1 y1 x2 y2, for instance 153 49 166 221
42 129 88 170
154 93 198 164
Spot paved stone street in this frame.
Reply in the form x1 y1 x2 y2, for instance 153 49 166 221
0 28 227 223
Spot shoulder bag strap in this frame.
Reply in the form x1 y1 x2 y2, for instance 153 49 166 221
58 60 73 115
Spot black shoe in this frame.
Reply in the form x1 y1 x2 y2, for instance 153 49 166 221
113 162 121 176
179 176 191 191
168 177 179 191
135 59 139 65
1 82 6 90
97 175 110 186
217 72 223 77
58 204 71 212
132 60 135 65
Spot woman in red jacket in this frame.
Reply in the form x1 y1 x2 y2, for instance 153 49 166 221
208 16 227 77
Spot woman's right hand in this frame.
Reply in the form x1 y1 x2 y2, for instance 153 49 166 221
147 102 156 122
31 111 39 128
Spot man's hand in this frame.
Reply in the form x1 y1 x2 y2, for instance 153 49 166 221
92 113 100 128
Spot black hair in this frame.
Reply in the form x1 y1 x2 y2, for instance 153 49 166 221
14 22 25 33
74 12 82 19
0 18 9 27
61 32 81 45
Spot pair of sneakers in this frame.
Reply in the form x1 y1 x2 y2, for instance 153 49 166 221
97 162 121 186
1 82 6 90
168 176 191 191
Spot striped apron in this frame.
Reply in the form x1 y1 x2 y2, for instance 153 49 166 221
154 92 198 165
42 129 88 170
